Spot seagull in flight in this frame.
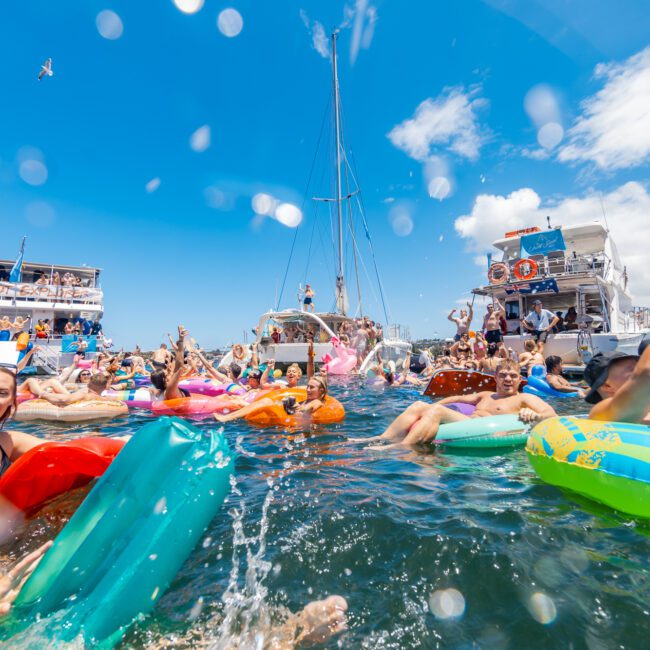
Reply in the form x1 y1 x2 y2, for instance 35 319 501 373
38 58 53 81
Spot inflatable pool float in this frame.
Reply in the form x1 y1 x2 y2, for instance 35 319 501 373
8 417 233 647
0 437 125 513
527 417 650 518
424 369 527 398
179 378 230 397
151 395 227 418
322 337 357 375
244 387 345 427
522 365 579 399
15 398 128 423
103 388 153 409
433 414 531 448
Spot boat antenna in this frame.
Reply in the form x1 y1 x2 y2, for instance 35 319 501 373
332 30 346 315
546 215 552 229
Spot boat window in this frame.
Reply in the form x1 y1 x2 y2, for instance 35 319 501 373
505 301 519 320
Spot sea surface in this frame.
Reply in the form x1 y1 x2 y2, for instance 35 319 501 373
4 379 650 648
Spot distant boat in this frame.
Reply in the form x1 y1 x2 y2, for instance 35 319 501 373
222 31 411 371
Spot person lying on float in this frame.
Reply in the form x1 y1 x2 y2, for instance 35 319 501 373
369 359 556 447
544 356 586 398
583 341 650 425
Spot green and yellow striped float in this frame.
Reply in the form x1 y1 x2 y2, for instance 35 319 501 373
527 416 650 518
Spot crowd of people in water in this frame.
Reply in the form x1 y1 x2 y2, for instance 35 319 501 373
1 298 649 642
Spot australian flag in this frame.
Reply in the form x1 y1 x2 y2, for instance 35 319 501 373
505 278 559 295
9 237 26 282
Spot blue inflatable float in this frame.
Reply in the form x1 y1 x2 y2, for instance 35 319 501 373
8 416 233 647
523 365 579 399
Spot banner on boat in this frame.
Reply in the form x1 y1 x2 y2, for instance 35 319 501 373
0 282 102 303
62 335 98 353
504 279 559 295
520 230 566 257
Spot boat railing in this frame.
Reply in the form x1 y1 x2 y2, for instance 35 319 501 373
502 251 609 282
0 280 103 305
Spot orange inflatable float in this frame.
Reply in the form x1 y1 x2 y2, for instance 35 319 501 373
424 369 527 398
0 437 125 513
244 388 345 427
15 398 128 423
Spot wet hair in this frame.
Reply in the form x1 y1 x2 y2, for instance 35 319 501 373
248 369 262 381
383 370 394 384
216 365 229 374
150 369 167 390
0 367 17 427
286 363 303 377
545 355 562 374
89 372 111 391
487 343 499 358
229 363 242 379
495 359 520 375
308 375 328 397
524 339 537 352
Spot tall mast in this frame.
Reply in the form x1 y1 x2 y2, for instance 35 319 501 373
332 31 346 315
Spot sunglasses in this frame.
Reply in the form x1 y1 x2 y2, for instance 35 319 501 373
80 372 91 377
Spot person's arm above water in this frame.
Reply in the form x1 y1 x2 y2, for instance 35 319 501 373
519 393 556 423
438 392 486 406
164 326 187 399
590 345 650 423
546 374 584 396
467 302 474 325
167 333 178 351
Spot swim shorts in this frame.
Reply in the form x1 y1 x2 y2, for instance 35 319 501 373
485 330 502 345
531 329 550 343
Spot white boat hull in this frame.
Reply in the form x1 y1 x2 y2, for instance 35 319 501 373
503 332 645 363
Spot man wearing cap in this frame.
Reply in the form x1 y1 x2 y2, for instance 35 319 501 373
584 342 650 424
521 300 559 354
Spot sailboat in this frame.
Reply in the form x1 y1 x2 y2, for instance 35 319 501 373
221 32 411 371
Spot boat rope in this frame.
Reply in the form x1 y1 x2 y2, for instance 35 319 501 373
276 91 331 311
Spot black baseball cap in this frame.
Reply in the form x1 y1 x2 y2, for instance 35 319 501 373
583 351 639 404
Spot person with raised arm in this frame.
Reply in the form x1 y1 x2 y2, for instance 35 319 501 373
447 302 473 341
150 326 190 401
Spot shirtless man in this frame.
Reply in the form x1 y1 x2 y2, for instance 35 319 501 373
544 356 585 397
374 359 556 446
483 299 505 347
448 302 473 341
151 342 171 368
518 339 544 375
29 371 113 405
584 344 650 424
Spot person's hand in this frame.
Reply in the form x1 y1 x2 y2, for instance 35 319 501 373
178 325 187 338
268 359 275 368
467 302 472 308
0 541 52 616
450 309 456 314
518 407 541 424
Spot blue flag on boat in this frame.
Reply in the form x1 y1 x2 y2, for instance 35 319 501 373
520 230 565 257
9 237 26 282
505 278 559 295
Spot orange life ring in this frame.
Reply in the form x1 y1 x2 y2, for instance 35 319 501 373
245 388 345 427
487 263 510 285
513 258 538 281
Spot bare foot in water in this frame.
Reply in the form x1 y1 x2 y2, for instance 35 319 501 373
295 595 348 645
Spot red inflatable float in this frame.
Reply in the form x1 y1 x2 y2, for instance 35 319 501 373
0 436 125 514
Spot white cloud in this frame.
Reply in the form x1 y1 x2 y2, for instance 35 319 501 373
190 125 211 152
387 86 488 162
349 0 378 65
558 47 650 170
454 181 650 304
299 10 329 59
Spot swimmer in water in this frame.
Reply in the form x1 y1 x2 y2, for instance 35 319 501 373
367 359 556 447
518 339 544 376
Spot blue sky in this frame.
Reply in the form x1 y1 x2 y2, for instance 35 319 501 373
1 1 650 349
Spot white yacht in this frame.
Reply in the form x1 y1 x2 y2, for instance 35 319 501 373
472 223 649 364
222 31 411 371
0 257 105 373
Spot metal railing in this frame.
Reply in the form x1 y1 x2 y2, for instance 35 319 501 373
0 281 103 305
502 252 609 282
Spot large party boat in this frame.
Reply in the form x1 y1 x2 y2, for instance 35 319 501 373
0 256 104 373
222 31 411 371
472 223 649 364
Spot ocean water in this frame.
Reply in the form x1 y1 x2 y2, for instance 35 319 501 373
4 379 650 648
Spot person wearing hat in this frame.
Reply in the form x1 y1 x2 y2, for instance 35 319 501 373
521 300 559 354
584 343 650 424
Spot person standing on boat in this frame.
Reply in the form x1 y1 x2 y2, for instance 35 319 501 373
483 298 505 346
301 283 315 312
521 299 559 354
447 303 473 341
